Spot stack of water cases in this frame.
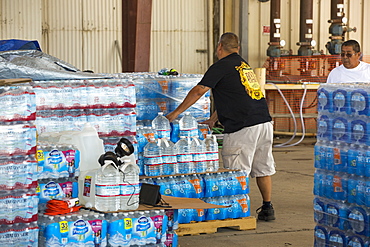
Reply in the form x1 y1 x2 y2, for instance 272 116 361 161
39 208 178 247
143 170 250 224
105 209 178 247
36 141 80 210
132 74 211 124
0 82 39 246
314 82 370 246
32 78 138 156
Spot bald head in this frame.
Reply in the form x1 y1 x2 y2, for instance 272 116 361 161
219 32 239 53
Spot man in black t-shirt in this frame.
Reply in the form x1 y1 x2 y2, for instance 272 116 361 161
166 32 276 221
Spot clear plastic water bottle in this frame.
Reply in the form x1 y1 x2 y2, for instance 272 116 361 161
347 235 366 247
350 89 368 115
347 174 357 204
143 137 163 176
365 177 370 208
119 162 140 211
95 161 121 212
159 138 178 175
314 225 328 247
326 201 340 227
191 136 207 173
152 112 171 139
347 144 358 175
351 118 366 144
179 112 198 137
317 115 332 141
333 115 349 142
333 88 348 113
204 134 219 172
313 197 325 224
348 206 368 236
356 175 366 206
175 136 194 174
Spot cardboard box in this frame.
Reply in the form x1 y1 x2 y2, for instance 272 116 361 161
0 78 32 86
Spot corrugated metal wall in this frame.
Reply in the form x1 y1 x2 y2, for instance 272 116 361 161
0 0 121 74
1 0 370 74
0 0 42 41
245 0 370 69
150 0 209 74
42 0 122 73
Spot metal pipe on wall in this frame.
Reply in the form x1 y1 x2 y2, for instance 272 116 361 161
266 0 282 57
326 0 345 55
297 0 314 56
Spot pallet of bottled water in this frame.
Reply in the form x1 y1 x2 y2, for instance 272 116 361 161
314 82 370 246
132 74 210 122
141 170 250 224
138 112 218 177
32 79 136 110
0 80 39 246
38 208 179 247
0 84 36 122
32 78 137 136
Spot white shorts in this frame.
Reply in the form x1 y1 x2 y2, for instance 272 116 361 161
221 121 276 178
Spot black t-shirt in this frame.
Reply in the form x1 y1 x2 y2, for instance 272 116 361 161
198 53 272 133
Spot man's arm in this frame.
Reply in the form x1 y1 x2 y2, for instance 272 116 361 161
166 85 210 122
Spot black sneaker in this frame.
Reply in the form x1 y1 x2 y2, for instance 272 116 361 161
256 205 276 221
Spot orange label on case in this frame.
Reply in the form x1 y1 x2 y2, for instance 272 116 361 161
237 198 249 213
236 176 247 190
189 179 202 194
143 133 155 142
196 209 204 217
333 175 343 192
334 148 341 165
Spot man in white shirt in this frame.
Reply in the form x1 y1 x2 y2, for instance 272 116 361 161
326 40 370 83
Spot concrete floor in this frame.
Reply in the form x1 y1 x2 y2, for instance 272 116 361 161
178 137 317 247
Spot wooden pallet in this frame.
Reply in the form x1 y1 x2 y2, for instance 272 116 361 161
176 217 256 236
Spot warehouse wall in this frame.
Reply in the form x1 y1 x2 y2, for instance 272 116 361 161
1 0 370 74
245 0 370 69
0 0 43 42
149 0 210 74
0 0 122 74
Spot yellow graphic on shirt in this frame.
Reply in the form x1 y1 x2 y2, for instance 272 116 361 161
235 62 264 100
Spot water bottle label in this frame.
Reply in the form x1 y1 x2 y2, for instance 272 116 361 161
59 220 69 233
120 183 140 196
42 181 63 198
162 154 177 164
329 235 343 244
95 184 120 197
315 230 325 239
348 212 364 221
124 218 133 229
83 176 92 197
69 219 91 242
193 153 206 162
327 207 338 215
177 153 192 162
333 148 341 165
157 129 171 139
189 178 202 194
144 156 162 165
89 219 103 245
